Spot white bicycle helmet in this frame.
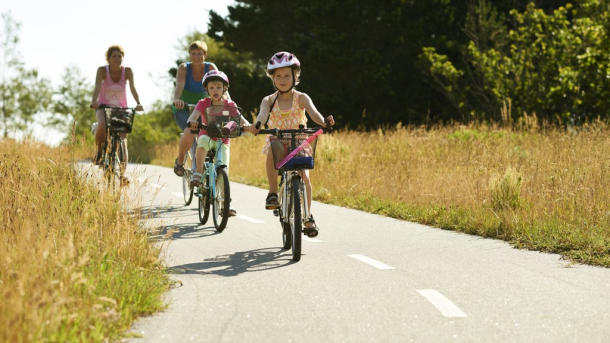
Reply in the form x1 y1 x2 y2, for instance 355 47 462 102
267 52 301 92
203 70 229 87
267 51 300 71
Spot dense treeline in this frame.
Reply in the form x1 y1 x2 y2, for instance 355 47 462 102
206 0 610 127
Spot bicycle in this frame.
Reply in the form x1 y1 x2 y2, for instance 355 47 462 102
96 105 136 187
181 104 199 205
255 123 332 262
190 104 244 232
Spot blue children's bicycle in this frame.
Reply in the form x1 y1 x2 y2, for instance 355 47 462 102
190 105 243 232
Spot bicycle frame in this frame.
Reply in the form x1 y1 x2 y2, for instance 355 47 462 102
256 124 331 262
97 105 136 186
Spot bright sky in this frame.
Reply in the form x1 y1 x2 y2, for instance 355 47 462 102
1 0 234 108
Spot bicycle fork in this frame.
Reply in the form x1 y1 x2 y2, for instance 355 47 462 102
277 172 310 229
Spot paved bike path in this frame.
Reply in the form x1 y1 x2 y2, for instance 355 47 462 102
87 162 610 343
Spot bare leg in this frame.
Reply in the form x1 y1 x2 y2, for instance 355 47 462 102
195 147 207 174
95 110 106 155
266 150 278 193
177 128 196 163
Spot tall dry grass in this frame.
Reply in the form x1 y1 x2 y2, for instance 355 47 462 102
0 139 168 342
152 122 610 266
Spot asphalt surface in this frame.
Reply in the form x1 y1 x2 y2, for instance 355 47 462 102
80 162 610 343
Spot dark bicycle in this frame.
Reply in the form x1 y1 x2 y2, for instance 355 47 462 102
255 123 332 261
97 104 136 187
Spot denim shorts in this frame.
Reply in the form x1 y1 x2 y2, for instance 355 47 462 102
174 109 190 131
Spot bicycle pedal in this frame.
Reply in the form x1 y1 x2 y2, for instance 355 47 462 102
273 209 279 217
265 204 280 210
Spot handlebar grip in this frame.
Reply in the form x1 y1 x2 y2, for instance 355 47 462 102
255 121 261 130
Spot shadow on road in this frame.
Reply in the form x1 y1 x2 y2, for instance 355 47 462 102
166 247 294 277
148 223 221 241
129 204 196 219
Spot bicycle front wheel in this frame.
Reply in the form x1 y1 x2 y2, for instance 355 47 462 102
289 177 302 261
182 151 194 205
212 167 230 232
198 173 211 224
106 135 120 186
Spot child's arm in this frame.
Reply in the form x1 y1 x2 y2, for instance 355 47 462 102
187 109 202 129
253 95 273 130
299 93 335 127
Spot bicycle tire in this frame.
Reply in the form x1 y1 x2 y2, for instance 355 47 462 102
279 182 292 249
198 173 211 224
289 177 302 261
182 152 194 205
118 136 127 181
106 135 119 186
212 167 230 232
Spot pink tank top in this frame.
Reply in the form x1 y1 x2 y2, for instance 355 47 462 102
98 66 127 107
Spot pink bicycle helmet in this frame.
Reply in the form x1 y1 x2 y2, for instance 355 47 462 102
203 70 229 87
267 52 300 71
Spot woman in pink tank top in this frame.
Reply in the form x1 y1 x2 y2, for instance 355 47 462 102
90 45 144 183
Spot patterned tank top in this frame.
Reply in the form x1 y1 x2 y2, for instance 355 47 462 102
98 66 127 107
262 91 307 154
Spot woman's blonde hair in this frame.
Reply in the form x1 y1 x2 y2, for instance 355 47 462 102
105 45 124 63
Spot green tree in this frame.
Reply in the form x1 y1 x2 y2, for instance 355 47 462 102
208 0 576 126
421 0 610 123
0 12 52 138
53 64 94 143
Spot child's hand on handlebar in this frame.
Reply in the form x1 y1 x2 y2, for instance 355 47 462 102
136 104 144 112
324 115 335 127
188 120 199 130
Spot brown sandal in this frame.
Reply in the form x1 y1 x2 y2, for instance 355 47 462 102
174 158 185 177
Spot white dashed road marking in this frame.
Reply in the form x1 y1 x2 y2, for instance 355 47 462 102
235 214 264 223
416 289 467 317
348 254 396 270
172 192 184 198
303 236 323 243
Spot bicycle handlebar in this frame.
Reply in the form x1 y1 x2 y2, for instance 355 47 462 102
92 104 139 112
188 121 246 136
254 122 333 136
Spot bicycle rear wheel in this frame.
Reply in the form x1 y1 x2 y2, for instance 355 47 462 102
182 151 194 205
289 177 302 261
198 173 211 224
212 167 230 232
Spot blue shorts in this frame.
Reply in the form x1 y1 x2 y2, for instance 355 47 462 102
174 109 190 131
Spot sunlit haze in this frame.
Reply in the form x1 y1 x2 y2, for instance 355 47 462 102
0 0 235 145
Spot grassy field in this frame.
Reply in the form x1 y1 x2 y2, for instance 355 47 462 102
150 121 610 267
0 139 169 342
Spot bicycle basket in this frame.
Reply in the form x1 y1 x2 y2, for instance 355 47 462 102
269 133 318 170
205 105 242 138
105 108 134 133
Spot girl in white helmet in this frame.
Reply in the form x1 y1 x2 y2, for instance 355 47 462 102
253 52 335 237
185 70 251 216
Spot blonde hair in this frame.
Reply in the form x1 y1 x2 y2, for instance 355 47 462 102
189 41 208 53
105 45 124 63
